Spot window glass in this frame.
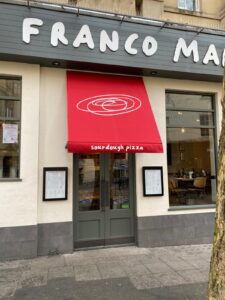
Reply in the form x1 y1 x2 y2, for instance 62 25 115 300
178 0 196 11
166 94 212 110
0 100 21 119
0 78 21 179
166 93 216 207
0 79 21 97
167 111 214 127
110 153 129 209
78 154 100 211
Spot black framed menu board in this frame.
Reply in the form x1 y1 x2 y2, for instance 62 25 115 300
43 167 68 201
143 167 163 196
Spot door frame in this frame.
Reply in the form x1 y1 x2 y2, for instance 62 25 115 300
72 153 137 249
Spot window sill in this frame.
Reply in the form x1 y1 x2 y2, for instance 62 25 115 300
0 178 22 182
168 204 216 211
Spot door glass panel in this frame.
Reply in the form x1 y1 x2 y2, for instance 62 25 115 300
110 153 129 209
79 154 100 211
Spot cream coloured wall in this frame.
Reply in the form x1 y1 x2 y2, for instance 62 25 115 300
37 68 221 222
136 77 222 217
38 68 73 223
0 61 40 227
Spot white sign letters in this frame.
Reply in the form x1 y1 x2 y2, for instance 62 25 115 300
22 18 225 67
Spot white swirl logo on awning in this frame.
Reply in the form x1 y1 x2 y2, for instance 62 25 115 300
76 94 142 116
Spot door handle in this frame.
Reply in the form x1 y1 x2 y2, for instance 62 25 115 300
100 180 109 211
101 180 105 211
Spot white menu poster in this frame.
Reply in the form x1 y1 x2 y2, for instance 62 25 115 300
45 170 66 199
145 169 162 195
2 124 18 144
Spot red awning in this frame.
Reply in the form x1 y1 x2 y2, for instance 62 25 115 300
67 71 163 153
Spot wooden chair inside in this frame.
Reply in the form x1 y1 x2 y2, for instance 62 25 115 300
188 177 207 198
169 178 187 204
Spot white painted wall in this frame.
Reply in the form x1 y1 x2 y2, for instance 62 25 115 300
0 64 220 227
136 77 222 217
38 69 221 222
0 62 40 227
38 68 73 223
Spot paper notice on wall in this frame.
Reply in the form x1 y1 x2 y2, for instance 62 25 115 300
2 124 18 144
145 169 162 195
45 171 66 199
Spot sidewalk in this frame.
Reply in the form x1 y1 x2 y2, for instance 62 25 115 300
0 244 212 300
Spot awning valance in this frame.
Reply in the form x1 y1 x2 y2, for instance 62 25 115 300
67 71 163 153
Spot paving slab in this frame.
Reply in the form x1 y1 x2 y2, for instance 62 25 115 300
74 264 101 281
154 271 187 287
145 260 173 274
0 244 211 299
8 277 208 300
18 270 48 289
97 262 127 279
48 266 74 280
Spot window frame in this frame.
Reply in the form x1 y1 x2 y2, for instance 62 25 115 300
0 75 22 180
166 90 218 208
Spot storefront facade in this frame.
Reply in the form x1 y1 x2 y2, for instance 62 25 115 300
0 0 223 260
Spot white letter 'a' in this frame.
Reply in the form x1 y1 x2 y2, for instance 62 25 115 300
203 44 220 66
100 30 119 52
125 33 139 55
51 22 68 46
173 38 199 63
23 18 43 44
73 25 94 49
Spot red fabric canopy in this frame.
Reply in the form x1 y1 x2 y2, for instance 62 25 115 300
67 71 163 153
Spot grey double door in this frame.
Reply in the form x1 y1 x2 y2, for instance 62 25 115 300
73 153 135 248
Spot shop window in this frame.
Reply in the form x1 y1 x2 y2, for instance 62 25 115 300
178 0 199 11
166 92 216 207
0 78 21 179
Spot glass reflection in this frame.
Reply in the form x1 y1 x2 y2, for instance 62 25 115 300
0 121 20 178
167 111 213 128
0 79 21 97
166 94 212 110
167 128 216 206
79 154 100 211
110 153 129 209
0 100 21 119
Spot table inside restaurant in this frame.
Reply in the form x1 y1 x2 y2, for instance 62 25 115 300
175 177 194 189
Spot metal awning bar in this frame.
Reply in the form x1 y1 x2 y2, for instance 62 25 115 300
1 0 225 37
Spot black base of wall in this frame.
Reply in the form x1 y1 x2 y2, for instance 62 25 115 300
0 225 37 260
0 222 73 261
137 213 215 247
0 214 215 260
37 222 73 256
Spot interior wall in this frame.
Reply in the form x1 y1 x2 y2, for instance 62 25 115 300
168 140 211 175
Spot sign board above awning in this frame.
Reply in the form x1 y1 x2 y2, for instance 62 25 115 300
0 2 225 81
67 72 163 153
